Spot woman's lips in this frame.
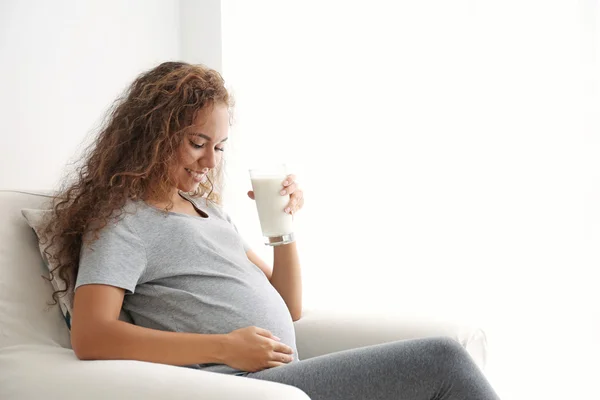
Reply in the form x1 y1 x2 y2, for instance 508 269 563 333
185 168 205 183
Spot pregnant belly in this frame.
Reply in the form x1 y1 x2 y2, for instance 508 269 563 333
128 274 298 358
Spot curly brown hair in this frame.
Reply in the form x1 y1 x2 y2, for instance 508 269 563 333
41 61 232 305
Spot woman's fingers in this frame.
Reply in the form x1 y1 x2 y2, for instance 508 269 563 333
280 182 297 196
270 350 293 363
254 328 293 355
280 174 304 214
275 342 294 354
282 174 296 187
285 190 304 214
266 361 288 369
272 351 293 361
254 327 278 340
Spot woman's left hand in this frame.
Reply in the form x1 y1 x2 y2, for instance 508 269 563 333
247 174 304 215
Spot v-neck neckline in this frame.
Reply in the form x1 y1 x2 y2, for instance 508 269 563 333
144 192 210 219
178 192 209 218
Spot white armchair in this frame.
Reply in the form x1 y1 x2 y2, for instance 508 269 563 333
0 190 487 400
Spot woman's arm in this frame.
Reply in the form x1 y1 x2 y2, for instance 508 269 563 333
71 284 227 365
247 243 303 321
272 241 303 321
246 173 304 321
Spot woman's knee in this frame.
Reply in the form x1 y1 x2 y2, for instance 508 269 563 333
428 336 465 353
423 336 473 366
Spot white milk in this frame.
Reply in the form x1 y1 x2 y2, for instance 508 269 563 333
250 175 294 237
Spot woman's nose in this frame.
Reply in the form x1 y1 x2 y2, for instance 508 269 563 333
201 149 217 169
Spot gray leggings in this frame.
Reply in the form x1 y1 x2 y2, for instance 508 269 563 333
243 337 500 400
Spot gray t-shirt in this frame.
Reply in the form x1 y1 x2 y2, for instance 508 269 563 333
75 192 298 375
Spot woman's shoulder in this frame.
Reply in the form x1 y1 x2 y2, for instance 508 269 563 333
81 201 146 247
88 200 147 233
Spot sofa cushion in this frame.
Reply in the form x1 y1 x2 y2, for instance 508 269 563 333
21 208 74 329
0 190 71 350
0 344 311 400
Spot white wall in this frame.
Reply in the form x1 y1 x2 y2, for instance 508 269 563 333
0 0 180 191
221 1 599 399
180 0 222 72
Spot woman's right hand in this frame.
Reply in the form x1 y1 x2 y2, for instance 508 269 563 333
221 326 295 372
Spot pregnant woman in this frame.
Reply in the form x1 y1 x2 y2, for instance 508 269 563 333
44 61 500 400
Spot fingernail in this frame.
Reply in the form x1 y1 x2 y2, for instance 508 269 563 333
280 189 286 195
285 207 291 213
283 180 288 186
273 335 281 341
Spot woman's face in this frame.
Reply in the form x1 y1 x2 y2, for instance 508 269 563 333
172 103 230 193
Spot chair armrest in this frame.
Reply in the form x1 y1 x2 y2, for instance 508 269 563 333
0 345 310 400
294 309 488 370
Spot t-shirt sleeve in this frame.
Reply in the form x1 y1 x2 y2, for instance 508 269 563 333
221 208 252 253
240 233 252 253
76 217 147 294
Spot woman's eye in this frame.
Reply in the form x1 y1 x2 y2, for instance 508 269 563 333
190 140 225 152
190 140 204 149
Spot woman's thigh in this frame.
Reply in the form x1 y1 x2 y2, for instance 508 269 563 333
243 337 499 400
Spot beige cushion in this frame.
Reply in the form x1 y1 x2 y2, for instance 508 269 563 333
0 344 310 400
0 190 70 349
295 309 488 370
21 208 74 329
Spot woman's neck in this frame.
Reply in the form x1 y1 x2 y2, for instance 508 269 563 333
145 188 185 209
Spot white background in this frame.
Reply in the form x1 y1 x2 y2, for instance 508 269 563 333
220 2 600 399
0 0 180 191
1 1 598 399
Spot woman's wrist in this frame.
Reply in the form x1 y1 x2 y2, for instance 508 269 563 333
196 332 230 364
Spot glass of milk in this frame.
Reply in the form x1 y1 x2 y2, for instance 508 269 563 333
249 165 295 246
